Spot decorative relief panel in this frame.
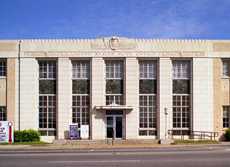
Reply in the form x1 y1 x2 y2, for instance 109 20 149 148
91 37 136 50
213 42 230 52
0 42 18 51
23 51 205 58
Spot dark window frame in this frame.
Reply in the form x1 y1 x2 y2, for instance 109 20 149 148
39 95 56 136
105 60 124 105
38 60 57 136
223 106 230 128
222 59 230 78
72 61 90 131
172 60 191 134
139 60 157 136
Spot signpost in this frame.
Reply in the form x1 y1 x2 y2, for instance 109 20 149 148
0 121 14 144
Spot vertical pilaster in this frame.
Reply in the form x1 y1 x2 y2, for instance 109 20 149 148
91 57 105 139
212 58 222 132
7 58 16 124
57 58 72 139
158 58 172 139
125 57 139 139
193 58 213 131
20 58 39 130
0 76 6 106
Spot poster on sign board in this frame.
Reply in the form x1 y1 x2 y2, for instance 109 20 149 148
80 125 89 139
0 121 13 143
69 124 79 140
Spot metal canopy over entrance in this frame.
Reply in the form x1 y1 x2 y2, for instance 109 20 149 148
95 102 133 112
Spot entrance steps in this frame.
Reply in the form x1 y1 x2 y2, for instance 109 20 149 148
53 139 159 146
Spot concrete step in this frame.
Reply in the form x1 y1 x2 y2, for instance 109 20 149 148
53 139 159 145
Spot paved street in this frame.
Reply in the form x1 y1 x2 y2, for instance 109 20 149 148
0 146 230 167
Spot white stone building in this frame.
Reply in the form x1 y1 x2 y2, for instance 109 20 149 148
0 37 230 142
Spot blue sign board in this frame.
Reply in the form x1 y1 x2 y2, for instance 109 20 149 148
69 124 79 140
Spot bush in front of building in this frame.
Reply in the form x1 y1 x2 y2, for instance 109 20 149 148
224 128 230 141
14 129 40 142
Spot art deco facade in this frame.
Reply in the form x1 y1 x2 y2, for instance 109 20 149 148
0 37 229 142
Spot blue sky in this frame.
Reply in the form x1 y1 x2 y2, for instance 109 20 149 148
0 0 230 39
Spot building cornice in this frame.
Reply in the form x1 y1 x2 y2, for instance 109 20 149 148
1 37 230 57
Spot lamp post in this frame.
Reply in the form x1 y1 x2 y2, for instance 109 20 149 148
164 107 168 139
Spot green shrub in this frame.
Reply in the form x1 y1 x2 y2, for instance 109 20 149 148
14 129 40 142
225 128 230 141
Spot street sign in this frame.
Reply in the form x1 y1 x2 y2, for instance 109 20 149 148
0 121 14 143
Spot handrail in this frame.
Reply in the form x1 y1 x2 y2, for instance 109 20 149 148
168 130 219 140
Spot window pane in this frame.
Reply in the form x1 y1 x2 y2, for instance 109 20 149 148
173 61 190 79
72 80 90 94
223 60 230 77
0 60 6 77
139 61 156 79
106 80 123 94
38 61 56 79
139 80 156 94
172 95 190 129
39 80 56 94
39 95 56 136
72 61 90 79
223 106 230 128
105 61 123 79
139 95 157 136
173 80 190 94
0 106 6 121
106 95 123 105
139 130 148 136
72 95 90 129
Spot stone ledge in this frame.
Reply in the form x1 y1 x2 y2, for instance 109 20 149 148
53 139 159 145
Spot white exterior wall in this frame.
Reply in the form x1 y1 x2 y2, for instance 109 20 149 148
158 58 173 139
193 58 214 131
91 57 106 139
14 58 19 130
57 58 72 139
20 58 39 130
125 57 139 139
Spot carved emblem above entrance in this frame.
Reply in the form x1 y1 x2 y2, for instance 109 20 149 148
109 36 120 50
91 36 136 50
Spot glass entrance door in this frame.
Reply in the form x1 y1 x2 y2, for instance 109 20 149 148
106 116 114 138
106 115 123 139
115 116 122 138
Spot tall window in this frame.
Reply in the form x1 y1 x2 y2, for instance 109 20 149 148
172 60 191 135
0 59 6 77
72 61 90 131
223 106 230 128
39 61 56 136
139 61 157 136
105 60 124 105
0 59 7 121
222 59 230 77
0 106 6 121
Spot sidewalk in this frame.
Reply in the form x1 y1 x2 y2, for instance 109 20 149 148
0 142 230 151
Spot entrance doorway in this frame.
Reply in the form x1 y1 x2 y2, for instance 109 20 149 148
106 111 123 139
